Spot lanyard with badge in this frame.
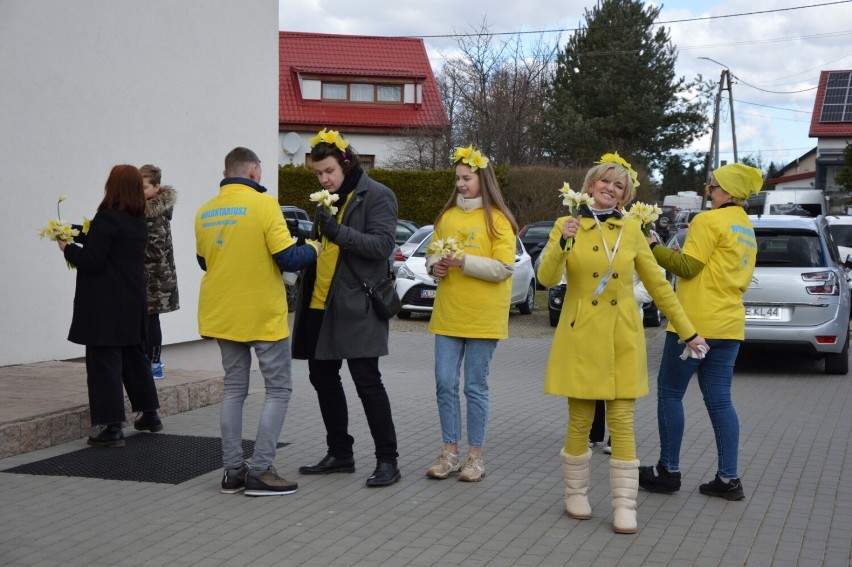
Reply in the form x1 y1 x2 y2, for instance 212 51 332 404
591 211 624 298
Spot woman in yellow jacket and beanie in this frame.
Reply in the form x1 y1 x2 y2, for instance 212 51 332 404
537 153 708 534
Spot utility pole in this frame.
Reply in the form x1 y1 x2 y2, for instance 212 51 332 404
700 57 739 173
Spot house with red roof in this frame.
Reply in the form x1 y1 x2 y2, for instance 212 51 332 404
808 70 852 193
766 148 816 190
278 32 450 168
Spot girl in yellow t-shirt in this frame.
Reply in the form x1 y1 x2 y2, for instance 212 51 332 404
424 145 518 483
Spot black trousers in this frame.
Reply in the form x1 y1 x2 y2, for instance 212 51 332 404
85 344 160 425
304 309 398 465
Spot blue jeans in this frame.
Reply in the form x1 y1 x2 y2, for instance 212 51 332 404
434 335 497 448
656 332 741 478
218 338 293 472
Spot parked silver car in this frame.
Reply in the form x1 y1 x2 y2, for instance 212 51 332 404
394 232 537 318
744 215 852 374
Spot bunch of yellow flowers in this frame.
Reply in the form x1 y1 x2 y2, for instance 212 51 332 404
625 201 662 236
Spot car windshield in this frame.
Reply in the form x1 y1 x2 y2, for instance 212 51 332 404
413 233 435 257
828 224 852 247
522 225 552 239
405 225 434 246
755 230 824 267
769 203 821 217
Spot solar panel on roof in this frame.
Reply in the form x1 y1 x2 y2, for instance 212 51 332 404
819 71 852 123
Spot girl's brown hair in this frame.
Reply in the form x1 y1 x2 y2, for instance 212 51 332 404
435 163 519 238
98 164 145 215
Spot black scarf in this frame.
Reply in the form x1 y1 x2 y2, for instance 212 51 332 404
335 166 364 204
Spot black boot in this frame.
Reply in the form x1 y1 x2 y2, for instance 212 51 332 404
133 411 163 433
88 424 125 447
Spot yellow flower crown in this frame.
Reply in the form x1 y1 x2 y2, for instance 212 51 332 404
452 145 489 172
596 152 640 190
309 128 350 152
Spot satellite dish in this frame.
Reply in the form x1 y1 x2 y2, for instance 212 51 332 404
282 132 301 156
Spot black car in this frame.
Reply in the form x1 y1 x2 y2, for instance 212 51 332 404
548 283 662 328
519 221 555 265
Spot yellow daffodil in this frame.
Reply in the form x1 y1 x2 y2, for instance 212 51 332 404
626 202 662 236
596 152 640 190
427 237 466 259
452 145 490 172
82 217 91 234
309 128 349 151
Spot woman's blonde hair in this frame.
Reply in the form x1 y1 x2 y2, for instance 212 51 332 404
435 164 519 238
583 163 637 208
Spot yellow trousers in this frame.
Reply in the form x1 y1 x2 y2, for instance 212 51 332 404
564 398 636 461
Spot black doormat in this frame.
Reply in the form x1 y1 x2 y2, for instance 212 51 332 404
2 434 287 485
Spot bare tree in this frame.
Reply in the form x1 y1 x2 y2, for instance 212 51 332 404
436 19 559 165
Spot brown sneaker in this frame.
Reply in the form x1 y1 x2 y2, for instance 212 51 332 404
244 466 298 496
458 454 485 482
426 449 461 479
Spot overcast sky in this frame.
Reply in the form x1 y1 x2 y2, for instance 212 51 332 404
279 0 852 170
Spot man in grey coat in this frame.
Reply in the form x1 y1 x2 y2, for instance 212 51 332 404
292 130 401 487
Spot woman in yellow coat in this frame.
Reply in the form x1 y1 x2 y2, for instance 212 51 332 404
537 153 708 534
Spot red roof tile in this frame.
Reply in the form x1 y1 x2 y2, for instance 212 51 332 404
809 70 852 138
280 32 450 132
766 171 815 185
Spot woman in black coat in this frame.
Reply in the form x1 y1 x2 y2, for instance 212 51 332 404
59 165 163 447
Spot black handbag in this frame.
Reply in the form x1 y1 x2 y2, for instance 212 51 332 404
341 253 401 321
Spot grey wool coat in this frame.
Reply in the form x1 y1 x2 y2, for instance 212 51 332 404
291 171 398 360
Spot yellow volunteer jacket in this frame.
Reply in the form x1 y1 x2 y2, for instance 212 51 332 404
427 207 515 340
195 182 296 342
664 206 756 339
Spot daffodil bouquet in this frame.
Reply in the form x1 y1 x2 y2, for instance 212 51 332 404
427 237 466 260
625 202 662 236
558 182 593 249
309 189 340 248
559 182 594 215
38 194 90 269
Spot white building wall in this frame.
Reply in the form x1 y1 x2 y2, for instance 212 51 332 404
0 0 279 366
278 132 397 168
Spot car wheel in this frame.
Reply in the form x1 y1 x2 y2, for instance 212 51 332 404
397 310 412 320
285 276 300 312
824 333 849 375
518 281 535 315
643 305 662 328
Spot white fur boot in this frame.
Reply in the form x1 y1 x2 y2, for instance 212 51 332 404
560 448 592 519
610 458 640 534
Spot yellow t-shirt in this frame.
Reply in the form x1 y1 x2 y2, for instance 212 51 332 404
669 206 756 339
310 192 354 309
195 183 296 342
427 208 515 339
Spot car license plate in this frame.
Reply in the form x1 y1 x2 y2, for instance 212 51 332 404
745 306 781 319
420 289 436 299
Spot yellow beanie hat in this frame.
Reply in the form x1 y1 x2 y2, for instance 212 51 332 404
713 163 763 200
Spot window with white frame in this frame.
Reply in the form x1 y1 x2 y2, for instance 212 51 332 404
319 81 403 104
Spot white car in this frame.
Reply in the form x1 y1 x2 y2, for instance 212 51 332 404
391 224 434 276
827 215 852 263
394 232 537 319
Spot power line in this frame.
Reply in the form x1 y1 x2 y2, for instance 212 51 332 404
414 0 852 39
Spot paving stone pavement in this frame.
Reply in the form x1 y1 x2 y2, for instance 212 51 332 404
1 308 850 566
